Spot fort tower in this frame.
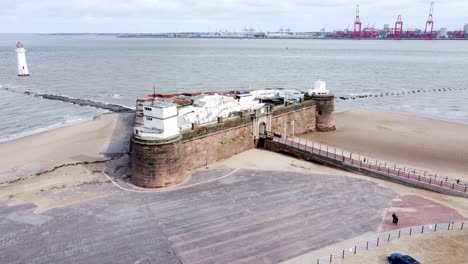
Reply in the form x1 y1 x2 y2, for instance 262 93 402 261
309 81 336 132
132 102 185 188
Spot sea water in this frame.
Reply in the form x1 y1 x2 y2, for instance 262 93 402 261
1 34 468 142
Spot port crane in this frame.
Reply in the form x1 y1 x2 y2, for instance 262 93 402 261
424 2 435 39
353 5 362 39
394 15 403 39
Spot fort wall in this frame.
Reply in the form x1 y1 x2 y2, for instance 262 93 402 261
132 135 185 188
131 97 334 188
182 117 255 171
270 100 317 136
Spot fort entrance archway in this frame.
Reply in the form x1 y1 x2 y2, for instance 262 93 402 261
259 122 267 135
252 107 272 140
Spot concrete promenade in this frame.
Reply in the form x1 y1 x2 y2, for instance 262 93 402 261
0 169 396 264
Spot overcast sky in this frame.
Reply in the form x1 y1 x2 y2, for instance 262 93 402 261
1 0 467 33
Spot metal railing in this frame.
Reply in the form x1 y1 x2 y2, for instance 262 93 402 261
272 136 468 194
313 221 465 263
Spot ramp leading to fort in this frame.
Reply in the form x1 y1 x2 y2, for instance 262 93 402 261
262 135 468 198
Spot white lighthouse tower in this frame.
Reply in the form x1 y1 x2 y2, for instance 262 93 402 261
16 42 29 76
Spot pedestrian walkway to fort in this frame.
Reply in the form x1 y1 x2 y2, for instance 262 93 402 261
0 169 398 264
262 135 468 198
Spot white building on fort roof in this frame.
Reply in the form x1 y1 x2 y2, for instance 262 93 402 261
134 102 180 140
308 80 330 96
134 80 333 141
134 94 265 140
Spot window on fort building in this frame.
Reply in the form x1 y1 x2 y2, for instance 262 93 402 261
147 117 152 121
318 110 323 116
145 107 152 111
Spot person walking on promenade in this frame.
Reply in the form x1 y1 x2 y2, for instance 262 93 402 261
392 212 399 225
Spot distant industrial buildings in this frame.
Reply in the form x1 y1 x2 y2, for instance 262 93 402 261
439 28 448 39
326 2 466 40
119 3 468 40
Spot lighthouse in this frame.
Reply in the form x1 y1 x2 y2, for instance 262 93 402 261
16 42 29 76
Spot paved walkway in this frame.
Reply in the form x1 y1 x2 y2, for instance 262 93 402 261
0 169 397 264
380 195 468 232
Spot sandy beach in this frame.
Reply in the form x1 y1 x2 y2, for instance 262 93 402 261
0 112 134 212
301 110 468 181
0 113 133 185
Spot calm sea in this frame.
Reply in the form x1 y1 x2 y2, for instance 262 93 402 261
1 34 468 142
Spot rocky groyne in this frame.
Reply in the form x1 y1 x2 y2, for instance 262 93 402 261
335 87 467 101
2 87 134 113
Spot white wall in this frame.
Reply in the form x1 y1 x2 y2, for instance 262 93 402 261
144 115 179 138
143 104 177 119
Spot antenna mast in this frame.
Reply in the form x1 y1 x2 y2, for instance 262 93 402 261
152 82 156 105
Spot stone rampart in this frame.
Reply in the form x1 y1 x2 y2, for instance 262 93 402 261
270 100 317 136
182 123 254 171
181 116 253 141
132 99 333 188
132 135 185 188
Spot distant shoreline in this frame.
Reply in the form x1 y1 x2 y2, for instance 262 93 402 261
26 33 468 40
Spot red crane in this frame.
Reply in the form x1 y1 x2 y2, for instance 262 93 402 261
424 2 435 39
353 5 362 39
394 15 403 39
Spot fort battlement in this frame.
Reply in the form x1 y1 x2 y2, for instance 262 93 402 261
132 83 335 188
